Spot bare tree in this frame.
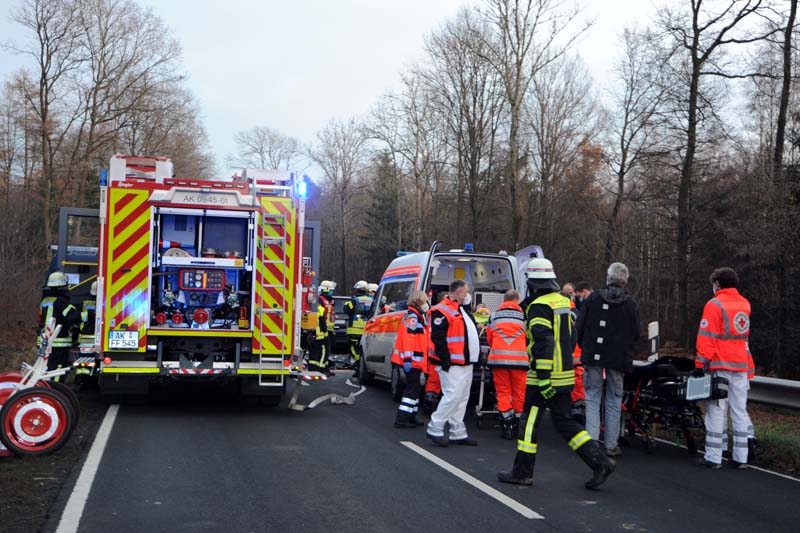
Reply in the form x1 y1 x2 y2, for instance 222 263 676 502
479 0 591 248
424 8 505 246
656 0 777 346
9 0 86 248
309 118 368 285
603 28 667 264
230 126 302 170
525 53 602 251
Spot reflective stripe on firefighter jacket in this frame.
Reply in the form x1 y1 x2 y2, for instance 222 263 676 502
429 298 476 366
695 288 754 376
79 299 96 346
525 291 575 389
345 294 373 335
315 304 328 341
319 294 336 333
486 301 529 369
39 295 78 348
390 306 428 370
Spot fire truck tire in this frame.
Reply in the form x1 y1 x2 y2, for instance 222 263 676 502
358 357 374 385
39 381 80 429
0 388 75 456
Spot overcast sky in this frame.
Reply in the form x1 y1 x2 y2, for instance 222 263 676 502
0 0 658 174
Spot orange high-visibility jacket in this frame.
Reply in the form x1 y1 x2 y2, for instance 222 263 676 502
695 288 755 376
429 298 472 366
486 301 529 369
391 306 429 370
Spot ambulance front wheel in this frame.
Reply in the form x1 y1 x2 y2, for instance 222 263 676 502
0 388 75 455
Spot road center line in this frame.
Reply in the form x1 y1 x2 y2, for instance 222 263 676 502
56 404 120 533
400 441 544 520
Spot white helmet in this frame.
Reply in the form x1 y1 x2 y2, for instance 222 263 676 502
47 271 68 288
90 281 98 296
367 283 378 293
526 258 559 291
319 280 336 292
526 258 556 280
354 280 368 291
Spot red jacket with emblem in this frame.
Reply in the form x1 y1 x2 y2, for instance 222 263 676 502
695 288 755 377
391 306 428 370
486 301 529 369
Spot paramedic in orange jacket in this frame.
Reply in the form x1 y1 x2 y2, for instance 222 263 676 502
695 267 755 469
392 290 430 428
486 289 529 440
426 280 480 446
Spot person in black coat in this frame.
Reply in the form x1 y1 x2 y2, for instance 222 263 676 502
576 262 640 457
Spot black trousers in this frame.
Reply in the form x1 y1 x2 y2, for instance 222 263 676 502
396 368 422 421
512 385 597 478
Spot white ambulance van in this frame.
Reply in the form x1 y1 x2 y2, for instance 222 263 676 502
359 241 544 393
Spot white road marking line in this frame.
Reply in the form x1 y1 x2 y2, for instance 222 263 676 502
400 441 544 520
56 404 119 533
652 437 800 483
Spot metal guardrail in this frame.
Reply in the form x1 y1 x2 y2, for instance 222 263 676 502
749 376 800 410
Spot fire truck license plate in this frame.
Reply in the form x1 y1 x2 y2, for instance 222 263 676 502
109 330 139 349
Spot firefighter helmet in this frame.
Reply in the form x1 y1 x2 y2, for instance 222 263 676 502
90 281 97 296
525 258 559 291
354 280 368 291
47 271 68 288
526 258 556 280
319 280 336 292
367 283 378 293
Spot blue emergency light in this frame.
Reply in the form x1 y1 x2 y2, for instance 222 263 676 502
99 168 108 186
296 179 308 198
464 243 474 252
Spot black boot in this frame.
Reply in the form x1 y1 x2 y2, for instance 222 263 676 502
513 414 522 439
409 412 425 426
394 411 416 429
497 451 535 486
748 437 758 462
576 440 616 490
500 411 515 440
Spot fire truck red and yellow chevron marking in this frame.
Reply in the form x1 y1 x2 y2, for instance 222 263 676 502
104 189 151 351
254 197 296 355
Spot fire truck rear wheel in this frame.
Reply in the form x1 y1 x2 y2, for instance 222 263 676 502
0 388 75 456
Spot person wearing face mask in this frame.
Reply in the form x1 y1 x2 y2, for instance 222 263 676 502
694 267 755 469
426 279 480 446
392 290 430 428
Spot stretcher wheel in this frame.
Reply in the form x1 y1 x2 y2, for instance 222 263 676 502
684 430 698 454
40 381 80 429
643 434 656 453
0 388 75 455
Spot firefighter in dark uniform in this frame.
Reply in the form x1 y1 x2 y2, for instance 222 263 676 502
318 280 337 373
344 280 373 374
497 258 615 490
307 295 329 373
75 280 98 385
39 272 81 379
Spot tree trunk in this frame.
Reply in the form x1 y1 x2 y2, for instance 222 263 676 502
772 0 797 375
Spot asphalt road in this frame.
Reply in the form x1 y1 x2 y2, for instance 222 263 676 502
47 374 798 532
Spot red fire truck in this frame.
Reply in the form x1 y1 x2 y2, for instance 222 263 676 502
95 155 310 404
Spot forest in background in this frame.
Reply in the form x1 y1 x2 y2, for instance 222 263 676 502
2 0 798 378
